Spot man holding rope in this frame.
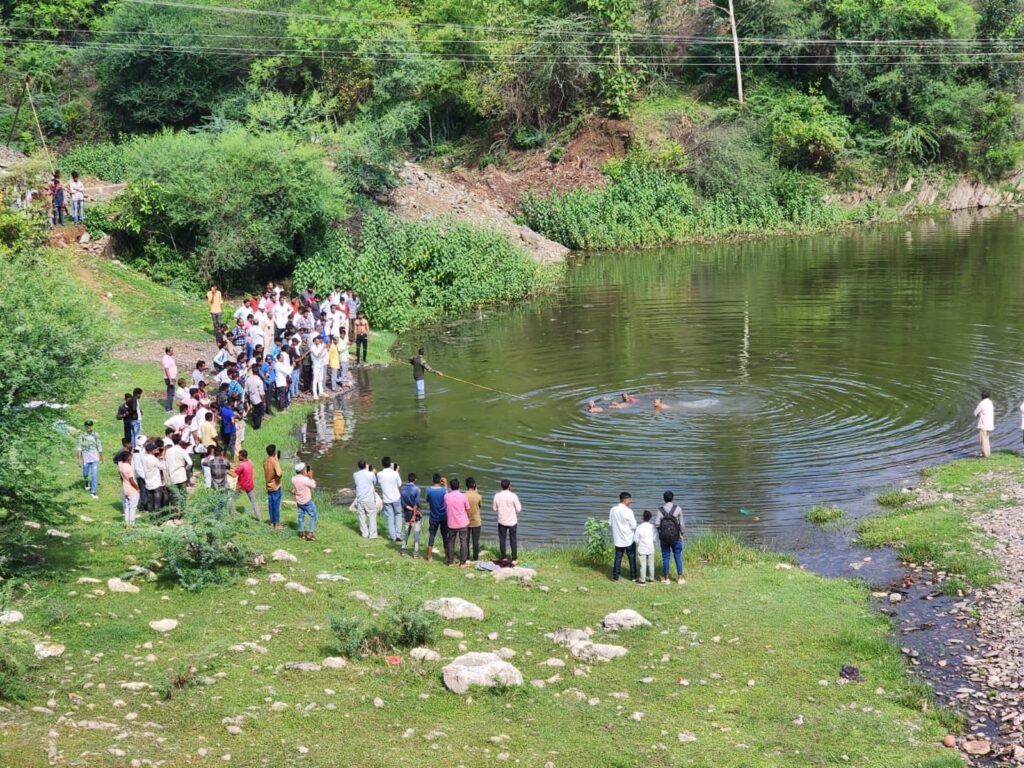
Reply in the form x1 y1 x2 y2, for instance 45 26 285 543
409 348 439 399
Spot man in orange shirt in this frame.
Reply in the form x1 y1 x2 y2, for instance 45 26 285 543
207 284 223 337
264 444 283 529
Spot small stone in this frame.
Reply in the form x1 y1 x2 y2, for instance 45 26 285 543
0 611 24 625
284 582 312 594
600 610 651 631
226 725 242 735
678 732 698 743
298 746 309 754
488 632 499 641
267 573 287 583
443 628 464 639
888 593 902 604
441 652 523 694
149 619 178 633
540 658 565 668
272 549 298 562
284 662 321 672
271 702 289 711
962 740 990 756
373 697 384 708
244 578 259 586
942 734 956 748
410 647 441 662
321 657 347 670
107 577 140 594
120 682 150 691
34 642 65 659
424 597 485 621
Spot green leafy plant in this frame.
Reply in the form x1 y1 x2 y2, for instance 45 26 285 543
583 517 612 563
329 598 435 657
876 489 916 507
805 505 846 525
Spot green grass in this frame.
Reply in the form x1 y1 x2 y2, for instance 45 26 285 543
875 489 916 508
805 506 846 525
0 254 966 767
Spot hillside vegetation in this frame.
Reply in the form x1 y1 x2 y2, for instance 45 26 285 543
3 0 1024 312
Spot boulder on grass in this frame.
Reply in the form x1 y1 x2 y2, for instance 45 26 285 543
600 610 651 630
442 652 523 694
424 597 485 621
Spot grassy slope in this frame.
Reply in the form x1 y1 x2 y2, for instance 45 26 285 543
0 257 959 768
857 455 1014 591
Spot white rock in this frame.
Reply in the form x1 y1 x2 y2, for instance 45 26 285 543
284 662 322 672
267 573 287 583
271 549 298 563
494 647 516 659
149 619 178 633
888 593 902 604
441 652 523 694
316 573 350 582
77 577 101 584
540 658 566 667
492 567 537 582
443 628 464 639
373 697 384 708
270 702 289 711
600 610 651 631
321 657 347 669
424 597 485 621
411 647 441 662
678 732 698 743
0 611 24 624
227 642 267 654
244 578 259 586
488 632 499 641
285 582 312 594
46 529 70 538
254 605 271 612
548 627 627 663
120 682 150 691
34 642 65 659
23 520 41 529
107 578 140 594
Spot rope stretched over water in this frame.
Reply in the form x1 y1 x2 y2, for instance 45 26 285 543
437 371 526 400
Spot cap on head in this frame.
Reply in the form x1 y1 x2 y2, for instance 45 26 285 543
294 462 306 473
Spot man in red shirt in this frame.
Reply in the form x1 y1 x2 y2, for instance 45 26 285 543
229 449 261 521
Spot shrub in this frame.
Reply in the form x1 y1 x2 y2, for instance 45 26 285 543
0 626 34 702
110 129 350 289
294 208 549 330
58 140 139 183
147 488 254 591
876 489 916 508
329 599 435 657
805 506 846 525
747 86 851 170
81 201 113 239
583 517 612 563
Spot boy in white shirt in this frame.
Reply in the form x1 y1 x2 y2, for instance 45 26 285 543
975 388 994 458
634 510 656 585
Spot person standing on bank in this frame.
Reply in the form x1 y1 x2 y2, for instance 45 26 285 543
353 459 378 539
69 171 85 224
162 347 177 413
77 420 103 499
264 444 283 529
975 388 995 458
409 348 438 399
292 462 318 541
493 478 521 564
654 490 685 584
465 477 483 562
400 472 422 557
377 457 403 543
444 478 470 567
353 311 370 364
609 492 638 582
207 284 223 338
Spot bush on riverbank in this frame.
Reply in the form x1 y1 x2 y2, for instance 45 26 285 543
294 208 559 330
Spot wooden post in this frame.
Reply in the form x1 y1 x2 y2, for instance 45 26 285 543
727 0 744 103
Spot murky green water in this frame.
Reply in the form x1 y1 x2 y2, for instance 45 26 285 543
300 210 1024 542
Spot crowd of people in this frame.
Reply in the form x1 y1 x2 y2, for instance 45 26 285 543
9 169 87 226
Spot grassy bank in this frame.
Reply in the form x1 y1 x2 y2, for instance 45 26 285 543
856 456 1017 594
0 254 962 767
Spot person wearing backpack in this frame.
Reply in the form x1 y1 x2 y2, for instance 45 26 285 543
654 490 685 584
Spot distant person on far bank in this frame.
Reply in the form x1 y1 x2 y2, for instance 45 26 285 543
975 388 994 458
493 478 521 564
409 348 438 399
609 492 638 582
354 311 370 363
655 491 685 584
207 284 223 337
162 347 177 413
69 171 85 224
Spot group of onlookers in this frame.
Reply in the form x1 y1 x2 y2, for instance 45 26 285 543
8 169 86 225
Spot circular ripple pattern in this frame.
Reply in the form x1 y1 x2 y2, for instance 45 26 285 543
306 213 1024 542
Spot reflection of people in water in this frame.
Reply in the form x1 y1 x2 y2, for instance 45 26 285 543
653 398 669 411
587 400 604 413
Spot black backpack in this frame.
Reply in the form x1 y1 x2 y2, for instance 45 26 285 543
658 505 681 548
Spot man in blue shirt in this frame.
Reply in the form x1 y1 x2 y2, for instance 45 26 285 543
424 474 449 563
400 473 422 558
220 401 237 459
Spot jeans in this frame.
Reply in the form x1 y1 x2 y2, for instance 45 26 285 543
266 383 274 415
130 419 141 446
612 544 637 581
71 198 84 223
290 370 300 398
469 526 481 560
499 523 518 561
638 553 655 583
267 488 282 525
53 203 63 226
82 461 98 495
428 518 449 558
312 366 325 398
383 500 402 540
330 366 339 390
250 401 264 430
122 492 139 525
136 476 148 509
146 486 165 513
661 539 684 578
355 499 377 538
278 386 289 411
355 334 368 362
447 526 468 564
416 378 425 398
402 518 421 553
164 378 174 412
230 488 261 521
211 312 221 337
298 500 317 533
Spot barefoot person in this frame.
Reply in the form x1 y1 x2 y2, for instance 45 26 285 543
975 388 994 458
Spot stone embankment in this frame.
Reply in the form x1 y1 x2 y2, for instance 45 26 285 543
831 171 1024 213
389 162 568 265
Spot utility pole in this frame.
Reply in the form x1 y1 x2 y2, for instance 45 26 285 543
726 0 744 103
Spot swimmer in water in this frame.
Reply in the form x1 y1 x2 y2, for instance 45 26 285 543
622 393 639 404
653 398 669 411
587 400 604 413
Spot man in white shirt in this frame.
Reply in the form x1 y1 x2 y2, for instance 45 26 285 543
376 457 403 542
310 337 328 399
273 301 291 342
353 458 378 539
608 492 638 582
142 443 166 512
244 362 265 429
274 356 293 410
975 388 995 458
69 171 85 223
165 435 193 500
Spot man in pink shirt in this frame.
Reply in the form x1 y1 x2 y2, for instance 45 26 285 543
228 449 261 521
162 346 178 413
493 478 522 564
291 462 318 541
444 478 470 566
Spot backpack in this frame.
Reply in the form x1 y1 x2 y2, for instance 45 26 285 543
658 505 681 548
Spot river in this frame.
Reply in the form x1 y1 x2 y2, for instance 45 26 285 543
298 210 1024 544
